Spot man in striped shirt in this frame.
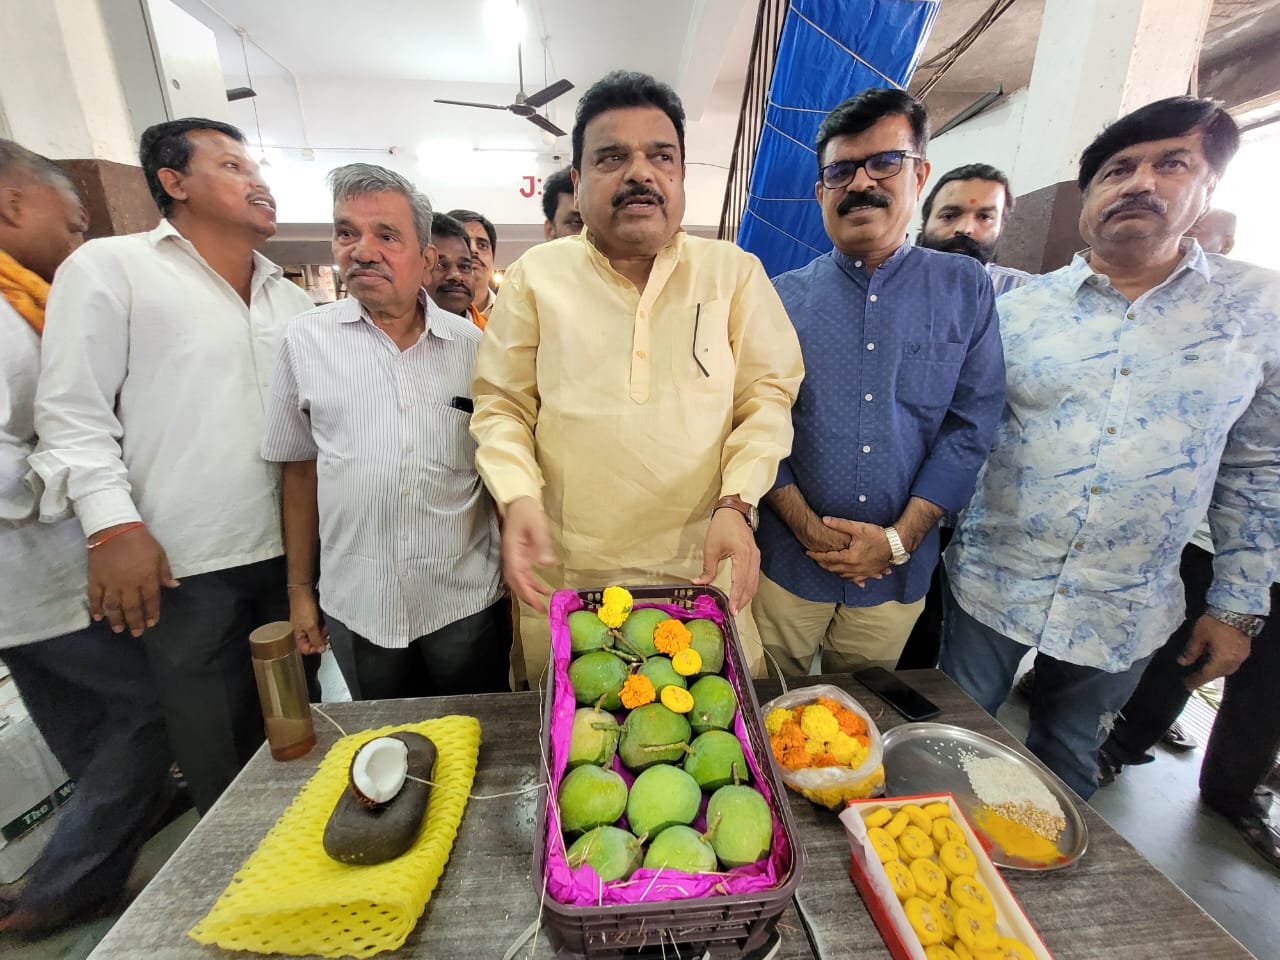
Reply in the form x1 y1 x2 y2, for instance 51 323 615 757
262 164 505 699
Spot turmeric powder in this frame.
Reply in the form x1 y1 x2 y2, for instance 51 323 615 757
972 806 1065 865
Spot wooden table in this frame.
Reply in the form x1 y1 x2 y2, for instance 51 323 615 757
88 671 1253 960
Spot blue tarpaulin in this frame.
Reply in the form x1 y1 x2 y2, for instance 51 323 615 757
738 0 940 277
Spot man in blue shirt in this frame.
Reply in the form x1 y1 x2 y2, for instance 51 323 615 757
755 89 1006 676
941 98 1280 800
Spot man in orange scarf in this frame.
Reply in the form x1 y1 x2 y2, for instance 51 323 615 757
0 140 177 934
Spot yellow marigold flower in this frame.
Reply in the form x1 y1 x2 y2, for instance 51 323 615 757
653 619 692 655
799 703 840 744
619 673 656 709
764 708 792 736
602 586 633 612
828 731 870 767
598 602 628 629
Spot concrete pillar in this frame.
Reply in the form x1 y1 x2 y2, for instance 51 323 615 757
992 0 1212 273
0 0 229 237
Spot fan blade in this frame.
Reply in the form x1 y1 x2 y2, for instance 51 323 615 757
434 98 509 110
527 113 567 138
524 79 574 109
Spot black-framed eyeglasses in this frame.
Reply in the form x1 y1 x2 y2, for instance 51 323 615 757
819 150 923 189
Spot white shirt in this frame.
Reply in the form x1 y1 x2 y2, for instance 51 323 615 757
30 220 314 579
1 301 87 648
947 244 1280 672
261 294 501 647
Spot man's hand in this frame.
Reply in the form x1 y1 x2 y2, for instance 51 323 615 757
799 513 852 554
1178 614 1253 690
502 496 555 612
87 524 180 637
693 507 760 615
288 586 330 654
806 517 893 585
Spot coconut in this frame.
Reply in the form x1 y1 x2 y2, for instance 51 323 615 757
349 735 410 807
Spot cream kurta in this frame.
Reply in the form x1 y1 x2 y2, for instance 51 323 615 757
471 230 803 683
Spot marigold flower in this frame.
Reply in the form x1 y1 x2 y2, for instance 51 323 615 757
619 673 656 709
602 586 633 615
598 603 628 629
653 618 692 655
764 708 791 737
800 704 840 743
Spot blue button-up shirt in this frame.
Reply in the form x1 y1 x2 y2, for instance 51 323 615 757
947 243 1280 672
759 241 1006 606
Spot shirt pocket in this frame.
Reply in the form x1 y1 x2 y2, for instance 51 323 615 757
672 298 735 396
897 341 966 409
1137 350 1256 432
428 405 479 473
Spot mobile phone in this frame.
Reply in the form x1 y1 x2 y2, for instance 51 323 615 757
853 667 941 721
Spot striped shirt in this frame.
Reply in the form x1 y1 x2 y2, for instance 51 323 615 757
261 292 501 647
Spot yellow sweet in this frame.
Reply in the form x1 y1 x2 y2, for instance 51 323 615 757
863 806 893 829
659 686 694 713
885 810 911 838
983 937 1037 960
902 803 933 832
923 801 953 819
951 875 997 920
904 896 945 946
932 817 967 847
885 859 917 901
925 946 962 960
867 827 899 864
897 824 935 861
931 894 959 941
938 840 979 877
954 908 999 952
910 857 948 898
953 941 975 960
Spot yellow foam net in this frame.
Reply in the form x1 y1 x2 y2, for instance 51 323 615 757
189 715 480 957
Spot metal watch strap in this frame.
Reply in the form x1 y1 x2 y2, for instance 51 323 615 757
884 526 910 565
1205 605 1266 638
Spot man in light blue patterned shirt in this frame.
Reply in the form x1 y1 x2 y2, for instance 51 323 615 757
941 97 1280 800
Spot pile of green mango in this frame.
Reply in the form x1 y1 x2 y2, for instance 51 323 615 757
555 603 775 883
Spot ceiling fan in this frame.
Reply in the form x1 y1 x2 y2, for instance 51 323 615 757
434 45 574 137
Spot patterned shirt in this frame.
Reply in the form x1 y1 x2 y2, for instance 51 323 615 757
946 243 1280 672
758 242 1006 606
987 262 1033 297
261 293 501 647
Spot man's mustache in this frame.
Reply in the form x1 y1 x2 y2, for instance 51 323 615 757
1102 193 1167 221
348 262 391 281
612 185 665 208
837 191 890 216
934 233 993 263
439 282 471 294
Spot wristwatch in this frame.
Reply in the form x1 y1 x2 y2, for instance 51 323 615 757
1205 605 1266 639
714 495 759 532
884 526 911 566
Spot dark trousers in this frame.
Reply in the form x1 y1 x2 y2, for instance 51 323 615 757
327 600 512 700
139 556 288 815
898 525 954 669
1104 544 1280 817
2 620 172 914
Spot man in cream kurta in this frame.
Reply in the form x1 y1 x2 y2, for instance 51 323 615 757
471 71 803 686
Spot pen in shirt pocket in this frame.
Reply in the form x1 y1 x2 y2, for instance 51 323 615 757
450 396 474 413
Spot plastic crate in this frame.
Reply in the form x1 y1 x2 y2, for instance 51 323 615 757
532 585 805 959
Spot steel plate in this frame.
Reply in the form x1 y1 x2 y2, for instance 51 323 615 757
880 722 1087 871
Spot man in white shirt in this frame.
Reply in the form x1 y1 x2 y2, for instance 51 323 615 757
0 140 175 935
31 119 314 815
262 164 505 699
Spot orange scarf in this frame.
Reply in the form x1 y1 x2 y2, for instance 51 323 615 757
0 250 50 336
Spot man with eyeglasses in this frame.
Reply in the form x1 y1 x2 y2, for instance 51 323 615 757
754 88 1005 677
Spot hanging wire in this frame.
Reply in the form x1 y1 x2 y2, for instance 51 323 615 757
237 30 268 160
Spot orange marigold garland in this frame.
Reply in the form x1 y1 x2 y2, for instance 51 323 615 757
765 701 871 770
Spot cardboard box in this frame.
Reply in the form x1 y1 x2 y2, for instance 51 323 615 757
841 793 1054 960
0 677 73 884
